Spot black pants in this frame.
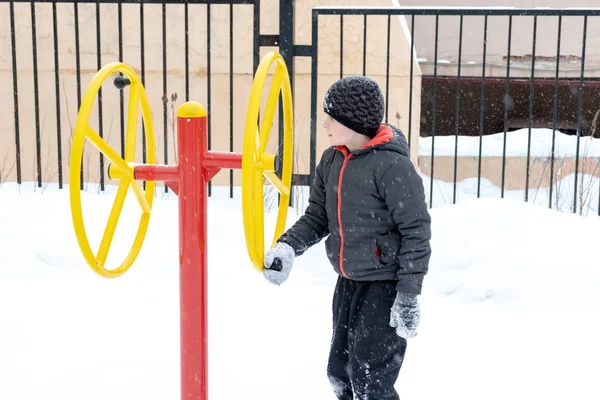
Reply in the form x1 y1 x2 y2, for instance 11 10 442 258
327 276 407 400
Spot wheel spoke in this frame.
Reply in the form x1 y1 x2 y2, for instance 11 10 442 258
130 179 151 215
253 169 264 257
84 125 132 176
255 128 261 163
125 83 139 163
96 178 130 268
264 171 290 197
259 66 285 154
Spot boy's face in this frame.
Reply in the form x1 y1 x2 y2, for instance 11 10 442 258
323 115 354 147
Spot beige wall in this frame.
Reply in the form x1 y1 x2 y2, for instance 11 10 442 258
0 0 421 188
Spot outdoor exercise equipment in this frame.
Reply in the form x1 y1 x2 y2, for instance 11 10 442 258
69 51 293 400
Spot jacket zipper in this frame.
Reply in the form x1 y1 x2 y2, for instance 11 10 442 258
337 152 351 278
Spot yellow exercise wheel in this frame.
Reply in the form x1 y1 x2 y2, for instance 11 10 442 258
69 62 156 278
242 51 294 271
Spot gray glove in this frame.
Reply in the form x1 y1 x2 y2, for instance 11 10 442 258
263 242 295 285
389 292 420 339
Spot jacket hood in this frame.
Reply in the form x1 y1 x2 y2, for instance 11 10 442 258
336 123 410 158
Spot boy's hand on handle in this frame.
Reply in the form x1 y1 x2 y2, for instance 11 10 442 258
389 291 420 339
263 242 295 285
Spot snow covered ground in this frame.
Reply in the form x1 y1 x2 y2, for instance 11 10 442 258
1 182 599 400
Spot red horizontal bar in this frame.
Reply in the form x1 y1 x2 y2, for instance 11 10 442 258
134 164 179 182
202 151 243 170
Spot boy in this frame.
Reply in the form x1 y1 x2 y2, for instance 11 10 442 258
263 76 432 400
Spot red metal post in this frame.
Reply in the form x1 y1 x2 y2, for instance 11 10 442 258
171 101 242 400
177 103 209 400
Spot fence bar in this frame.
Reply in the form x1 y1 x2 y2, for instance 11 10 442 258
229 0 233 198
309 9 318 184
339 15 343 78
162 3 168 193
9 0 253 3
279 0 294 201
525 15 538 202
185 0 189 101
501 15 512 198
574 15 588 213
31 1 42 187
74 0 83 189
549 15 562 209
118 2 124 158
6 2 592 9
476 15 488 198
140 0 146 166
385 15 390 124
252 0 259 76
10 1 21 183
96 0 104 190
251 0 258 197
421 75 600 87
52 1 63 188
429 14 439 208
73 0 83 109
313 7 600 17
408 14 414 150
452 15 463 204
362 15 367 76
207 0 212 196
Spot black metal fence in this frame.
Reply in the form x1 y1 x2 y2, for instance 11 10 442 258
3 4 600 216
310 7 600 216
1 0 271 198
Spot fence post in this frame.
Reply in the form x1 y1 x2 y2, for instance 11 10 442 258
279 0 295 206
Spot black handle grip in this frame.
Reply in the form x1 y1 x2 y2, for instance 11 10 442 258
268 258 283 272
114 76 131 90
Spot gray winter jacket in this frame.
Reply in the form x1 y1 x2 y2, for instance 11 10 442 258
278 124 431 295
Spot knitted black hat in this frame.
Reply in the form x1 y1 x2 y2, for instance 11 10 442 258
323 76 385 138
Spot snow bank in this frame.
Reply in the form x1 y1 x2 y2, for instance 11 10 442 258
420 172 600 216
419 128 600 158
